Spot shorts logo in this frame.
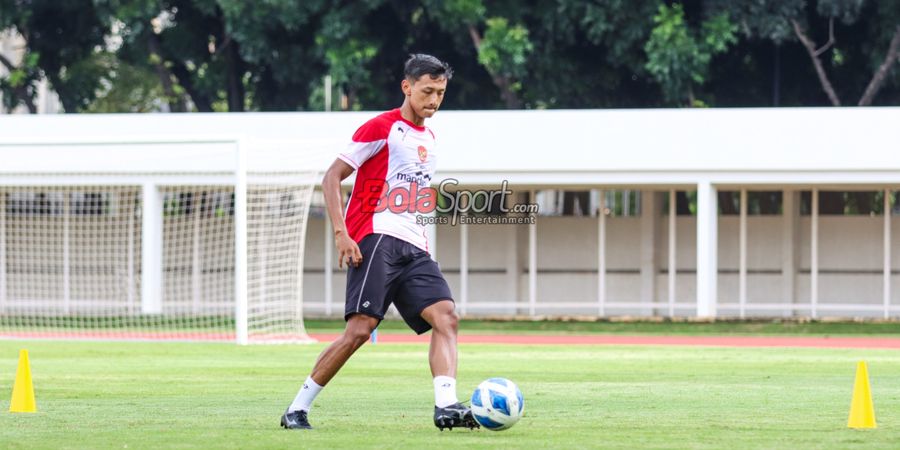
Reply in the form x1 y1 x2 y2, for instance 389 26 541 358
417 145 427 162
362 301 370 308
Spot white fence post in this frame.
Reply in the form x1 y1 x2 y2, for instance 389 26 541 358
459 221 469 316
234 142 249 345
668 189 676 317
696 182 718 318
811 189 819 319
528 190 537 317
141 183 163 314
884 189 892 319
0 193 6 313
598 189 607 317
739 189 748 318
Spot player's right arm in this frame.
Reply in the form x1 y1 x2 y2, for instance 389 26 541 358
322 159 362 269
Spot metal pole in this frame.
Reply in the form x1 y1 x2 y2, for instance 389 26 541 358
668 189 676 317
460 221 468 316
234 142 249 345
324 75 332 112
884 189 892 319
811 188 819 319
598 189 607 317
63 192 71 314
126 192 136 315
0 192 6 313
696 182 718 318
141 183 163 314
739 189 748 318
528 190 537 317
192 194 202 314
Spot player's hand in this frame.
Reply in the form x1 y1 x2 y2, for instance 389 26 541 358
335 232 362 269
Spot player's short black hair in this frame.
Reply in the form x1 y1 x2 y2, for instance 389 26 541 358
404 54 453 81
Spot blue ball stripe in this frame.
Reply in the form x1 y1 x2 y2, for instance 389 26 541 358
474 414 506 429
471 389 483 407
489 389 511 416
516 388 524 414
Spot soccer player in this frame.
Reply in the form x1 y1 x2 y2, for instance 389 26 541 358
281 54 477 431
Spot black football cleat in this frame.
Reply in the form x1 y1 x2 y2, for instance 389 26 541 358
281 409 313 430
433 403 480 431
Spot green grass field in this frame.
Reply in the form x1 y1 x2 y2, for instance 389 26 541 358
2 336 899 449
309 318 900 336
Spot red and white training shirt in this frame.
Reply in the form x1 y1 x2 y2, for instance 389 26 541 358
338 108 438 251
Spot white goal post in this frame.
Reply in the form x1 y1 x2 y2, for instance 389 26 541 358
0 136 336 344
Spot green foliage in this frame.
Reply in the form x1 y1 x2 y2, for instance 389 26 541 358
711 0 804 43
816 0 866 24
477 17 533 82
644 4 737 104
85 58 167 113
314 3 381 109
433 0 485 27
2 0 899 111
0 50 40 111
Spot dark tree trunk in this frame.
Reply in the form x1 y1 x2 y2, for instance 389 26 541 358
169 61 213 112
146 32 187 112
858 25 900 106
772 42 781 107
224 38 246 112
468 25 522 109
792 19 841 106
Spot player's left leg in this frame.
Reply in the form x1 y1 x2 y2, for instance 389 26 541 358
419 301 477 430
420 300 458 379
393 247 478 430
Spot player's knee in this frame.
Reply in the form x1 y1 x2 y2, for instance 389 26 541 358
434 308 458 334
344 326 372 347
343 316 376 346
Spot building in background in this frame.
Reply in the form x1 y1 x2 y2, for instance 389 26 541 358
0 30 61 114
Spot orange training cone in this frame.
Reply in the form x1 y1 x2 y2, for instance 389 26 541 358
9 349 36 413
847 361 876 429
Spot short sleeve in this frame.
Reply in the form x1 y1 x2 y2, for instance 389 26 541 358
338 116 390 168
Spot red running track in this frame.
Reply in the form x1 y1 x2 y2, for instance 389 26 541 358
3 331 900 349
311 333 900 349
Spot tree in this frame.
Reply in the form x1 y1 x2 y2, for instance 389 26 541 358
715 0 900 106
4 0 900 112
644 3 737 105
0 38 39 113
425 0 533 108
1 0 112 113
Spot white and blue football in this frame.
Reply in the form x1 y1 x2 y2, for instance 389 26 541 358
470 377 524 431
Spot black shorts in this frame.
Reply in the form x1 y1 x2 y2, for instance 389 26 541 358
345 233 454 334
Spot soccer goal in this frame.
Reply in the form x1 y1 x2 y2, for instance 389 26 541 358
0 137 335 344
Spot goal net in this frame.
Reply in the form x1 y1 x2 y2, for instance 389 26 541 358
0 139 333 344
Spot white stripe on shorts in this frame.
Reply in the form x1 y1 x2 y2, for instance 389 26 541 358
355 234 385 313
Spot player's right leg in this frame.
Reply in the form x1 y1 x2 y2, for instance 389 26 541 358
282 233 396 429
281 314 378 429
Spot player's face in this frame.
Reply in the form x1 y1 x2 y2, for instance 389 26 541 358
404 75 448 118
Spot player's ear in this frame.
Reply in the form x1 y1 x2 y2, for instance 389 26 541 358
401 78 411 96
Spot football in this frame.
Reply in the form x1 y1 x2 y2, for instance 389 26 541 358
470 378 524 430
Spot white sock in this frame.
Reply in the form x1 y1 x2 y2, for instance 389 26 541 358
433 376 459 408
288 376 323 413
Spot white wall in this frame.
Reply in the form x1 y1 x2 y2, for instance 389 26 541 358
302 210 900 319
1 109 899 320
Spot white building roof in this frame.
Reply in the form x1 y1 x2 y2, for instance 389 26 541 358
1 108 899 187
